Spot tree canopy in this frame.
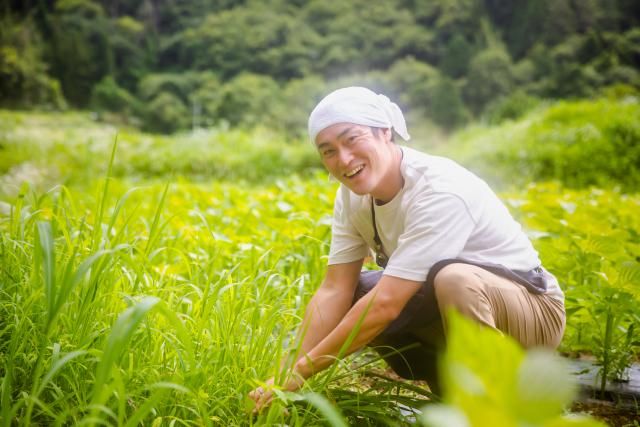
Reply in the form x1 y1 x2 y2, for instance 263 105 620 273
1 0 639 133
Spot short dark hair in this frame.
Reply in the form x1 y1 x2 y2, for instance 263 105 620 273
370 126 395 142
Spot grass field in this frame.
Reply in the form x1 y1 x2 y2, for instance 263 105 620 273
1 108 637 425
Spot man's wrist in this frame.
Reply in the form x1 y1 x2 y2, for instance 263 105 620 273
293 356 314 379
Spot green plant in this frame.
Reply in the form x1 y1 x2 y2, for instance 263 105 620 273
446 97 640 191
1 109 637 425
422 311 605 427
505 183 640 395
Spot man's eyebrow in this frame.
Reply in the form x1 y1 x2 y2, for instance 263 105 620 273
316 141 331 151
316 126 357 149
337 126 356 140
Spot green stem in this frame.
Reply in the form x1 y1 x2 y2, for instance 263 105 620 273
599 304 614 396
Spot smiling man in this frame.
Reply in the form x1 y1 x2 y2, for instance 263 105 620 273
249 87 565 411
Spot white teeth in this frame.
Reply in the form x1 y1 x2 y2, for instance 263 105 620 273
345 165 364 177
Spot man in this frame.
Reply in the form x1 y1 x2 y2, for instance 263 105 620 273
249 86 565 411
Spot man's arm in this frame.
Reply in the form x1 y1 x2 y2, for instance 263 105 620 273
289 259 364 362
249 260 363 412
293 274 422 379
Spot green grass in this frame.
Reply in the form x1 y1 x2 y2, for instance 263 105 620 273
1 165 427 425
0 107 635 425
0 110 320 197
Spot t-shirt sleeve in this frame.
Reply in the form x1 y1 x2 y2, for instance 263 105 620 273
328 186 368 265
383 191 476 282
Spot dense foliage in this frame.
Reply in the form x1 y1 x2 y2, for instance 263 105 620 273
442 92 640 190
0 111 320 191
507 183 640 392
0 109 636 425
422 312 604 426
2 0 639 133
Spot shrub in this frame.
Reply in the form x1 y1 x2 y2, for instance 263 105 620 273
144 92 190 133
484 90 542 124
91 76 141 115
136 72 224 132
275 75 328 137
514 99 640 189
463 47 515 115
138 72 199 104
450 98 640 190
189 72 223 128
216 73 280 127
386 57 439 110
427 76 470 129
0 18 67 109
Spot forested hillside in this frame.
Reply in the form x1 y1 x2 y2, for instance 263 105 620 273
2 0 639 133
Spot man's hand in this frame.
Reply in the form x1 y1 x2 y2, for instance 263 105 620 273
248 377 275 414
248 374 305 414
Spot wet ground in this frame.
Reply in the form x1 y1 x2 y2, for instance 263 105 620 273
568 358 640 426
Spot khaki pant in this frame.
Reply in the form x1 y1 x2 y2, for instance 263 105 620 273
355 263 566 393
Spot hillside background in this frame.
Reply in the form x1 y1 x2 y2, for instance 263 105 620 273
2 0 639 135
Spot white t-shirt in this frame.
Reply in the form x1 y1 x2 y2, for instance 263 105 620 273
328 146 564 301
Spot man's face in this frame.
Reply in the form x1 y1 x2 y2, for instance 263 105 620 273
315 123 394 196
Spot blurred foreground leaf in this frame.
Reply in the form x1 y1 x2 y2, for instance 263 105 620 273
421 311 606 427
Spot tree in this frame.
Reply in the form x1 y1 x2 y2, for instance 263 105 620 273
145 91 189 133
47 0 113 106
275 75 328 136
440 34 474 78
386 56 439 110
215 73 280 127
428 76 469 129
0 15 65 108
137 71 224 131
90 76 140 117
463 46 515 115
109 15 149 93
175 5 312 80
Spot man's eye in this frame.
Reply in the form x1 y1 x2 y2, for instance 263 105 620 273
323 149 336 157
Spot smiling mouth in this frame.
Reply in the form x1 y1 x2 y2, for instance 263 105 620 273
344 165 364 178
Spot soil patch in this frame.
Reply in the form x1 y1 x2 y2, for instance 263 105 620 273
571 399 639 426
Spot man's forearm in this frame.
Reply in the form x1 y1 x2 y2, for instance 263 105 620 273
293 289 397 378
292 275 423 380
285 285 354 368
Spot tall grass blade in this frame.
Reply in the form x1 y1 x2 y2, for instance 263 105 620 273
124 382 192 427
91 134 118 252
154 301 196 371
49 246 127 334
1 360 13 427
91 296 160 408
35 221 55 323
318 296 374 390
143 182 171 259
303 392 348 427
35 350 88 398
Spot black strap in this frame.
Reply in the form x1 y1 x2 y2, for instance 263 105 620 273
371 197 389 268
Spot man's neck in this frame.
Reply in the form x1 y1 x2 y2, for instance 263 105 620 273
371 145 404 205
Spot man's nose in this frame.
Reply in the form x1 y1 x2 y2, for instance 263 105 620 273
337 147 354 168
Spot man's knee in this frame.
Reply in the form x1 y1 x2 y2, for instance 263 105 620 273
433 263 486 308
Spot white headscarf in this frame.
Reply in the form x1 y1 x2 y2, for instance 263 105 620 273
308 86 411 143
